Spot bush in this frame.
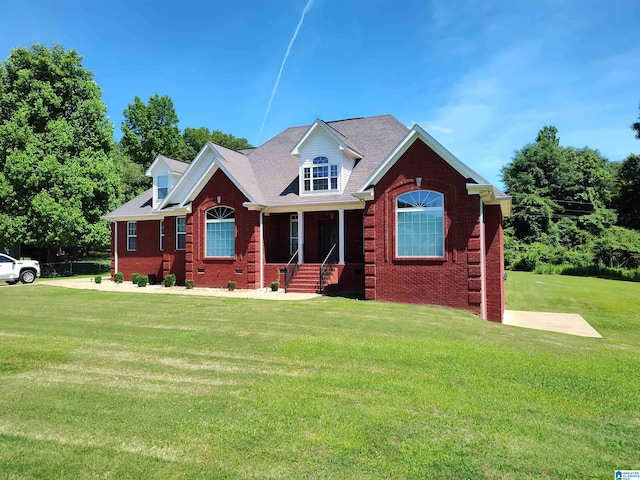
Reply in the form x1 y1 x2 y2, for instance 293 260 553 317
114 272 124 284
227 280 236 291
185 279 195 289
270 281 279 292
164 274 176 287
137 275 148 287
148 273 157 285
131 273 141 284
94 276 102 284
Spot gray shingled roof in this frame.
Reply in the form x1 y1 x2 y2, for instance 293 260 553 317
107 114 502 219
161 156 189 174
244 114 409 206
209 143 266 204
103 188 156 220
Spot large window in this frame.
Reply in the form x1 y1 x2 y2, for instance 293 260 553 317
176 216 186 250
303 156 338 192
127 221 137 251
396 190 444 258
205 207 235 257
157 175 168 199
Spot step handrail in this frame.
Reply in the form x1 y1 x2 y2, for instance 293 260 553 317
319 244 337 293
283 248 300 293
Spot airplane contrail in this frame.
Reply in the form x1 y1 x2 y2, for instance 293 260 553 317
257 0 315 143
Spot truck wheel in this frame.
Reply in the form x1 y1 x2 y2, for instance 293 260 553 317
20 269 36 284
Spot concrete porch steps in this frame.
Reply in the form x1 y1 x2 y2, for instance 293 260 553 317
286 263 339 293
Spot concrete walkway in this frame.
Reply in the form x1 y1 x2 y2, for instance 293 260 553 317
37 277 321 301
503 310 602 338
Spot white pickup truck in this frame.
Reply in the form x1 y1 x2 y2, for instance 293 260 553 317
0 253 40 284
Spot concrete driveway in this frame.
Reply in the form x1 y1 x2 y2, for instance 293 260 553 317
503 310 602 338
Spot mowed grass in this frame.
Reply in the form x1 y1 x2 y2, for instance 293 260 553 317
0 274 638 479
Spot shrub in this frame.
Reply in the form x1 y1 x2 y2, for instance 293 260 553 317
148 273 157 285
131 273 141 284
164 274 176 287
270 281 279 292
137 275 148 287
114 272 124 284
185 279 195 289
227 280 236 291
94 276 102 284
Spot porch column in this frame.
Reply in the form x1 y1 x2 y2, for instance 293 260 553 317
298 210 304 264
259 211 264 290
338 208 345 265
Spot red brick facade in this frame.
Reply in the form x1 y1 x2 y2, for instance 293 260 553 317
186 170 262 289
110 138 506 322
363 139 505 321
110 219 163 283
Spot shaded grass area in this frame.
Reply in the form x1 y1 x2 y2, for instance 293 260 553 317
0 276 639 478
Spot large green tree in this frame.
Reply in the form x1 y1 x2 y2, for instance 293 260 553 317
120 94 185 170
615 154 640 230
182 126 252 160
502 126 615 245
0 44 119 254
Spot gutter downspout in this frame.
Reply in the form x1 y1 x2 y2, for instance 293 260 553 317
479 198 487 321
114 222 118 277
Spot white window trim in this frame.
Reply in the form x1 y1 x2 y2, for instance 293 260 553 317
159 220 164 251
302 156 339 194
176 216 186 251
157 175 168 200
395 190 445 259
127 221 137 251
204 206 235 258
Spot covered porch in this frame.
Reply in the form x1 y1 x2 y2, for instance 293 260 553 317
263 209 365 294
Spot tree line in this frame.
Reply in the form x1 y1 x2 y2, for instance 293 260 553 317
0 44 250 260
502 123 640 276
1 43 639 273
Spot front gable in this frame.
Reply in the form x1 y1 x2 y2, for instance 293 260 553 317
356 125 511 216
160 143 262 212
145 155 187 209
291 119 363 196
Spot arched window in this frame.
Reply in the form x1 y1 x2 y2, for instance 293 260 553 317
396 190 444 258
205 206 235 257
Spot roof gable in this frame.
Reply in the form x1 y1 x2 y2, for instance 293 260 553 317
145 155 188 177
291 119 363 159
357 124 511 215
159 142 264 210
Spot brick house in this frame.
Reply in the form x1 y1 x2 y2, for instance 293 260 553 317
104 115 511 321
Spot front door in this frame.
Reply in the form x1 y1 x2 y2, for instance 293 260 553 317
317 220 337 261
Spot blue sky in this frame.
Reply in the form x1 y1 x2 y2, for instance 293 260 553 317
1 0 639 187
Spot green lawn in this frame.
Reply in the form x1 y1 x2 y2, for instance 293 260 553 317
0 273 638 479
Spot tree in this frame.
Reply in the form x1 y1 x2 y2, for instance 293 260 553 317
632 103 640 140
0 44 119 255
111 144 148 202
182 126 252 161
120 94 185 170
615 154 640 230
502 126 615 246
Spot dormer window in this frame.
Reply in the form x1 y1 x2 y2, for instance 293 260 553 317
303 156 338 192
157 175 168 199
